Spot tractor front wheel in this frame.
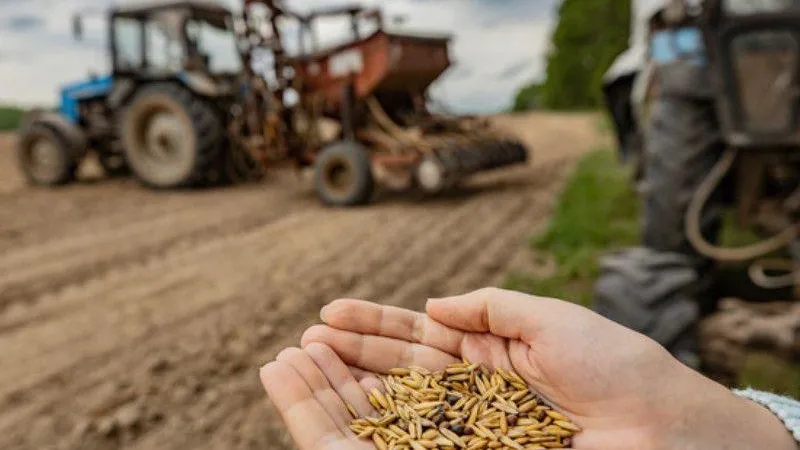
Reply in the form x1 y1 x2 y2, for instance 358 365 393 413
17 123 79 186
314 141 374 206
121 83 222 189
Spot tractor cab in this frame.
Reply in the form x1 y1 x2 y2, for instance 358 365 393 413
58 1 244 129
107 1 243 95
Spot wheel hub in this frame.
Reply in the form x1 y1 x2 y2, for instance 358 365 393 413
324 159 354 195
29 138 61 179
144 113 185 162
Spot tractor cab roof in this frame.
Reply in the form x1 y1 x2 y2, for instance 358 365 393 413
111 0 231 19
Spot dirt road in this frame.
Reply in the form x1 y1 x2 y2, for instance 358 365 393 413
0 113 609 450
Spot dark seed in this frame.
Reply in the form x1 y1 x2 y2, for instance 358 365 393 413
535 410 547 421
507 414 518 426
462 426 474 436
446 394 459 405
450 424 465 435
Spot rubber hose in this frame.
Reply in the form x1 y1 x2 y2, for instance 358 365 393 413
685 147 799 262
747 258 798 290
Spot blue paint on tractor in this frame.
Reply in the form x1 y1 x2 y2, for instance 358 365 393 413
59 75 114 123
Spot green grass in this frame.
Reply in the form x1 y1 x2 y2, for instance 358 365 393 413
505 149 639 306
0 106 25 132
504 147 800 394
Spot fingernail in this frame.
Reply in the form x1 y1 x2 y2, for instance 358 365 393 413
320 303 331 322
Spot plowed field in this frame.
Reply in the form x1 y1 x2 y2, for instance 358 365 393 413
0 113 610 450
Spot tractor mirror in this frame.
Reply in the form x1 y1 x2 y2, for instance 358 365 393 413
72 14 84 41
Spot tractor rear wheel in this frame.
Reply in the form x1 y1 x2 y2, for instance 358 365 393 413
17 123 79 186
314 141 374 206
121 83 222 189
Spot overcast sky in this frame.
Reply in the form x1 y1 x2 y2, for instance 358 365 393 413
0 0 558 113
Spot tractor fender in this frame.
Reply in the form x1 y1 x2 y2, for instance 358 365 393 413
18 110 88 161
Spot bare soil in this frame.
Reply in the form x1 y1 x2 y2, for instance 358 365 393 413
0 112 609 450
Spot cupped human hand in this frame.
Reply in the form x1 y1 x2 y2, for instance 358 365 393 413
259 344 384 450
299 288 796 450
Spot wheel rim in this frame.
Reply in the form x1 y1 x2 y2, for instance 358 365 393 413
125 100 195 186
27 137 62 182
322 157 355 198
140 112 190 165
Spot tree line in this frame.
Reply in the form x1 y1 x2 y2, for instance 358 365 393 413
513 0 631 112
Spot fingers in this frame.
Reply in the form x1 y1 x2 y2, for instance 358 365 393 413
302 343 376 418
347 365 374 382
276 347 353 430
302 324 460 374
260 361 344 450
348 366 384 395
320 299 465 356
426 287 570 341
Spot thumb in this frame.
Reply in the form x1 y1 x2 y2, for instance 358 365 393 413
426 288 565 341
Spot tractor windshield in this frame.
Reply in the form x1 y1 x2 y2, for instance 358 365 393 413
186 17 242 75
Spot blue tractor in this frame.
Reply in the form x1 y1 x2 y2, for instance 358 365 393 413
16 0 262 188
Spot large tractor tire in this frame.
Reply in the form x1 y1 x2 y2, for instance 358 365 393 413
314 141 374 206
121 83 222 189
17 119 84 186
217 146 266 186
593 247 703 369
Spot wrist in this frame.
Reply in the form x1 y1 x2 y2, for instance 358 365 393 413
734 388 800 447
656 366 797 450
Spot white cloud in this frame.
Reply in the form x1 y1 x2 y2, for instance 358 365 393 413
0 0 556 113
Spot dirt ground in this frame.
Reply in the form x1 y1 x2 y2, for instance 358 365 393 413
0 113 610 450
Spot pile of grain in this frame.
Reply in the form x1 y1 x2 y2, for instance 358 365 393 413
347 360 581 450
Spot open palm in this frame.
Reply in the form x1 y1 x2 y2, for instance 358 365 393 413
260 344 385 450
297 288 746 450
263 288 795 450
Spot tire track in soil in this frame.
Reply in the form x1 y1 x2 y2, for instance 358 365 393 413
0 186 304 314
0 177 296 254
0 191 314 333
0 206 364 400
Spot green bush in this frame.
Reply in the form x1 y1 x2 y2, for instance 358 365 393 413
512 83 542 112
539 0 631 110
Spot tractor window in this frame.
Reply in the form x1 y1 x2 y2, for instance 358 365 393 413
186 19 242 74
145 21 185 73
114 18 143 72
731 30 798 132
